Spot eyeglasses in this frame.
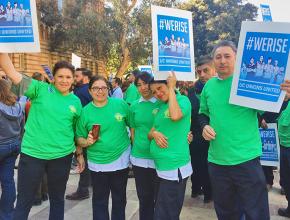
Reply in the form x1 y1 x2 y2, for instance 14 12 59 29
91 86 108 92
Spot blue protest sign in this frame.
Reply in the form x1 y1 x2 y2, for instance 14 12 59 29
138 65 153 76
259 123 280 167
0 0 40 52
260 4 272 22
151 5 195 81
230 21 290 113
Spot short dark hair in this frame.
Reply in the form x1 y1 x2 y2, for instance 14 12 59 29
134 71 153 86
52 61 75 76
32 72 43 81
149 79 167 86
76 68 93 79
132 69 141 77
89 75 109 90
113 77 122 86
212 40 237 56
196 55 213 67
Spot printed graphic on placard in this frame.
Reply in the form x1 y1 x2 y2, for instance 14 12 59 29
260 4 272 22
138 65 153 76
151 5 195 81
0 0 40 52
259 123 280 167
237 32 290 102
157 15 191 72
230 21 290 113
0 0 33 43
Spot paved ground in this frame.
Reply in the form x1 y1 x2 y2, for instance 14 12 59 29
22 169 289 219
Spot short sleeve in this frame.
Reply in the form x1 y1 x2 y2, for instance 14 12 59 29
128 104 136 128
199 85 209 116
76 110 89 139
178 95 191 117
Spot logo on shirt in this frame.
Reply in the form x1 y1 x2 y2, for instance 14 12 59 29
152 108 159 115
164 109 170 118
48 86 55 93
115 113 124 122
69 105 77 113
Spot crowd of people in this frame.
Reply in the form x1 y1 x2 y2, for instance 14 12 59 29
0 39 290 220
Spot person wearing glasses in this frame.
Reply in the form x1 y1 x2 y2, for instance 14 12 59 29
76 76 131 220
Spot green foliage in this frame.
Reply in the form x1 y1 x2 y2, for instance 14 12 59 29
180 0 258 57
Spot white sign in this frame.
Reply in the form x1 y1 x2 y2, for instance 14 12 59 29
151 5 195 81
0 0 40 53
260 123 280 167
230 21 290 112
72 53 81 68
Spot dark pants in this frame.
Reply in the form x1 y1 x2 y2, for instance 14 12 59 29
13 153 72 220
91 168 129 220
280 146 290 209
77 149 91 194
154 173 188 220
0 141 20 220
132 166 159 220
208 158 270 220
190 138 211 198
262 166 274 186
35 173 48 201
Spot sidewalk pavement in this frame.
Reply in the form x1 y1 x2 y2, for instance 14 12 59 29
24 170 289 220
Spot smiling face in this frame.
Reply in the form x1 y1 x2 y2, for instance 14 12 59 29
53 68 74 95
150 83 169 102
89 79 109 103
213 46 236 78
136 78 152 100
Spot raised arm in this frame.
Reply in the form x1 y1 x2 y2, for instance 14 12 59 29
0 53 23 84
167 72 183 121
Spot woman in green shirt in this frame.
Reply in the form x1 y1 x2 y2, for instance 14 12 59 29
129 71 160 220
76 76 131 220
148 72 192 220
0 54 84 220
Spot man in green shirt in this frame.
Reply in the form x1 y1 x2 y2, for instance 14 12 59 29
278 102 290 217
199 41 269 219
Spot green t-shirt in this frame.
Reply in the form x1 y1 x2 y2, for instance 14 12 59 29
21 79 82 159
129 98 160 159
150 94 191 171
76 98 131 164
199 76 262 165
278 103 290 147
124 83 140 105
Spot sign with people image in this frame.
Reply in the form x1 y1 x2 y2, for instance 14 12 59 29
151 5 195 81
230 21 290 112
0 0 40 52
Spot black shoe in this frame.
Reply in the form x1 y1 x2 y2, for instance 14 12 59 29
33 199 42 206
278 208 290 218
42 194 48 201
66 191 89 200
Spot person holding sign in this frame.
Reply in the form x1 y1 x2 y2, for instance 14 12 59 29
76 76 131 220
199 41 270 219
0 54 84 220
148 72 192 220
